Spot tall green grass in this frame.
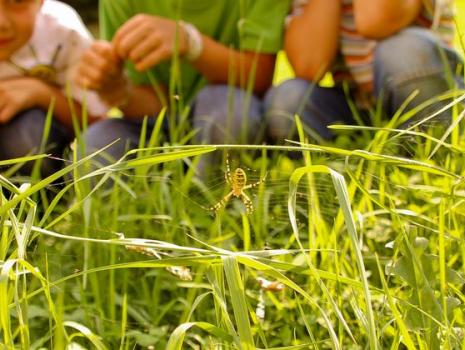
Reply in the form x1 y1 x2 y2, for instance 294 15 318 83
1 4 465 349
2 97 464 348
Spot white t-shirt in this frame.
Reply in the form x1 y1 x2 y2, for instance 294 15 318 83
0 0 108 117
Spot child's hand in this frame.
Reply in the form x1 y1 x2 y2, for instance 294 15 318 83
113 14 189 71
0 78 49 124
75 40 129 107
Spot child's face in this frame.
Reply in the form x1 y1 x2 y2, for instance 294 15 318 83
0 0 43 60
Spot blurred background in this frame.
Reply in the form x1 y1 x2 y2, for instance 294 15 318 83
61 0 98 24
59 0 465 83
59 0 465 37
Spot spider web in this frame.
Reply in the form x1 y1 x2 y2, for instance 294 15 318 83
1 150 343 249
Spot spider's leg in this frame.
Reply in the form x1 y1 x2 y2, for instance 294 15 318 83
225 153 232 184
240 191 254 214
209 191 234 213
7 59 28 74
243 171 267 190
50 44 63 66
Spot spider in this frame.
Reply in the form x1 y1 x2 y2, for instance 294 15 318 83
8 44 64 85
209 155 266 215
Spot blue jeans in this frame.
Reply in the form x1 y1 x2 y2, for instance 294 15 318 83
83 85 264 162
0 108 71 177
264 27 464 142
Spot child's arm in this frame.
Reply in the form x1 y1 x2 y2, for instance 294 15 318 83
353 0 422 39
75 41 165 120
0 77 91 130
113 15 276 96
186 38 275 97
284 0 341 82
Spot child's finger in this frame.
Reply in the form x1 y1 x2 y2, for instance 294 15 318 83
75 70 102 90
134 45 169 72
81 47 120 76
84 41 122 72
113 14 151 49
114 24 150 60
74 74 94 90
0 105 15 124
128 32 162 63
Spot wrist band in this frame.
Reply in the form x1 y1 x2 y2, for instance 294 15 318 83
180 21 203 61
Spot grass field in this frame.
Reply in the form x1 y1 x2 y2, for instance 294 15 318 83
1 4 465 350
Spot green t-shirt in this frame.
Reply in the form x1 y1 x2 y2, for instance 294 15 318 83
99 0 291 101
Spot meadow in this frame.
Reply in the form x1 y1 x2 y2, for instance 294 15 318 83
1 3 465 350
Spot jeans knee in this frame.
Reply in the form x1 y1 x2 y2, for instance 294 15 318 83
374 27 454 89
84 118 138 161
264 78 310 113
374 27 463 118
194 85 224 107
264 78 311 141
193 85 263 144
376 28 438 65
0 108 70 176
0 109 47 158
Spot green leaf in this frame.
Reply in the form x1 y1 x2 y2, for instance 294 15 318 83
165 321 233 350
223 256 255 350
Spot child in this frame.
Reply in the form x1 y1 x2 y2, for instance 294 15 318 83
0 0 107 177
74 0 290 163
264 0 462 142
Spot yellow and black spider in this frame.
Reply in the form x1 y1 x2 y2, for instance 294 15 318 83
209 155 266 215
8 44 63 85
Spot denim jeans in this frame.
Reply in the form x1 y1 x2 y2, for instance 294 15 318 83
0 108 71 177
264 27 464 142
83 85 264 162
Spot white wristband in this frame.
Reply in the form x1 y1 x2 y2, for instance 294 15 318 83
180 21 203 61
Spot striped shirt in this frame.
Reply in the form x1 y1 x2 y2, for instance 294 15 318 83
289 0 455 93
